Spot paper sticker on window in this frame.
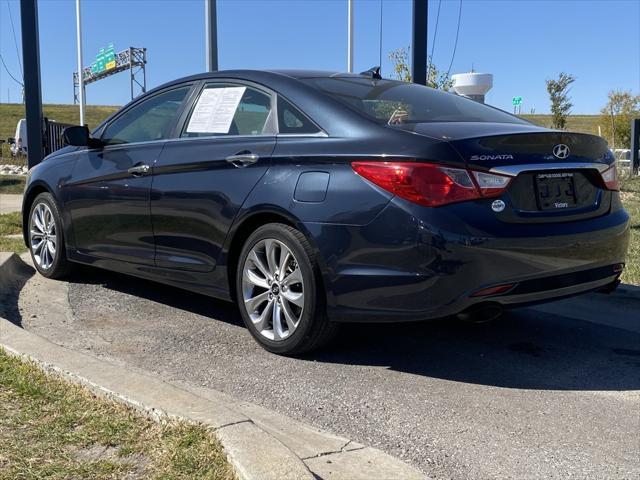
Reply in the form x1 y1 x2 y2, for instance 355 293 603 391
186 86 246 133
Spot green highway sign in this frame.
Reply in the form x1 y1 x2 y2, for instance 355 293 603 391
512 96 523 106
90 43 116 75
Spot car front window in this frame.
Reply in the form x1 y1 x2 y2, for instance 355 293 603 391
102 86 191 145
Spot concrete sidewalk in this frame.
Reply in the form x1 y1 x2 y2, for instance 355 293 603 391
0 252 424 480
0 194 22 214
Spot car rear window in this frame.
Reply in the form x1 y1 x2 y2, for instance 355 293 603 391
301 77 528 125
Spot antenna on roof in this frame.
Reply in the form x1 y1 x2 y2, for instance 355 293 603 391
359 66 382 79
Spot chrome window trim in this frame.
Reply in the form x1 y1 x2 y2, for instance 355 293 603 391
276 132 328 138
490 162 609 177
164 134 277 145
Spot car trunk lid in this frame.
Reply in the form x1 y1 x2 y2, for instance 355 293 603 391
393 122 615 222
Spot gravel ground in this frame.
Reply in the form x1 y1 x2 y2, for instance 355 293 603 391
20 266 640 479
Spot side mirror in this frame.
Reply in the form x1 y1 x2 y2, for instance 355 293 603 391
63 126 102 148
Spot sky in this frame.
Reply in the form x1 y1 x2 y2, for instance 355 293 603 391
0 0 639 114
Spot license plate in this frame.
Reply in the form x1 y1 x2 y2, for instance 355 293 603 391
535 172 577 210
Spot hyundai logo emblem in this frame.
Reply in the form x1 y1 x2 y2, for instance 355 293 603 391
552 144 570 159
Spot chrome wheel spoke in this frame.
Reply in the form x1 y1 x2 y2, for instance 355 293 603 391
254 299 274 332
280 297 300 330
249 250 271 281
46 240 56 257
245 290 270 313
281 289 304 308
246 269 269 289
272 301 285 340
264 239 279 277
282 267 302 288
33 237 45 255
33 207 45 233
278 249 291 277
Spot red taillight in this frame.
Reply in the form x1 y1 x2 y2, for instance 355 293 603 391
351 161 512 207
601 164 620 191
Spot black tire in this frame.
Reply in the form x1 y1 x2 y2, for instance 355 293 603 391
236 223 338 355
27 192 73 279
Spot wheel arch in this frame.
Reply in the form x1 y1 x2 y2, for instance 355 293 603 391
22 182 54 246
223 206 328 304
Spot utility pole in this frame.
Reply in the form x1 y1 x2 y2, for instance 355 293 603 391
610 105 616 150
75 0 85 125
19 0 44 168
347 0 354 72
411 0 428 85
205 0 218 71
631 118 639 175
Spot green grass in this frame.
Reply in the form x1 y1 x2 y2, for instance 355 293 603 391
1 103 119 161
0 212 25 253
0 236 25 254
0 175 26 194
0 348 234 480
0 212 21 235
620 175 640 285
520 114 602 136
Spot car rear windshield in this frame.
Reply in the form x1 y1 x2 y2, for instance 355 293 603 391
301 77 528 125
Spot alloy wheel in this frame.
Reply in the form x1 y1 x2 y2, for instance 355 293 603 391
242 238 305 341
30 202 57 270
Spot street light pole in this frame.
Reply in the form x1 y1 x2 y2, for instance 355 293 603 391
19 0 44 168
205 0 218 71
75 0 85 126
347 0 354 72
411 0 428 85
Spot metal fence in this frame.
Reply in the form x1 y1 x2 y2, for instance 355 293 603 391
44 119 76 156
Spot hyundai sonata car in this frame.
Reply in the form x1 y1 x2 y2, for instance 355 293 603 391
22 68 630 354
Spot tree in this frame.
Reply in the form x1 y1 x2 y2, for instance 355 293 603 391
388 47 453 91
599 90 640 149
546 72 576 130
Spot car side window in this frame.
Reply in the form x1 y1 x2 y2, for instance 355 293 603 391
182 84 273 138
102 86 191 145
277 96 321 134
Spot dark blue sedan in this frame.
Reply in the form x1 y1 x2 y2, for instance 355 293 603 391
22 69 630 354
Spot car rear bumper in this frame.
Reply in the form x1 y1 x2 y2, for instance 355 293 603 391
305 197 630 322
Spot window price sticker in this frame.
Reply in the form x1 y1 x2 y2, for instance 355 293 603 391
186 86 246 134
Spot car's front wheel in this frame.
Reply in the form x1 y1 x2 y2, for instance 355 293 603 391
28 192 72 279
236 223 337 355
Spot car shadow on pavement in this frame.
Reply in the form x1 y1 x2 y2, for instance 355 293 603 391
67 266 640 392
0 256 35 328
314 310 640 391
66 265 243 327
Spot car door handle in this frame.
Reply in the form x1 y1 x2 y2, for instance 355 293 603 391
226 153 259 168
127 164 150 176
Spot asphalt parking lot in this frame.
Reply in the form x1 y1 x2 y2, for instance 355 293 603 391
17 266 640 479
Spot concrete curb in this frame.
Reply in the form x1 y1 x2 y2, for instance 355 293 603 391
0 253 425 480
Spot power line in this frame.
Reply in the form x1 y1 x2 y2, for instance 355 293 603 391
427 0 442 82
446 0 463 78
0 52 24 86
7 0 23 77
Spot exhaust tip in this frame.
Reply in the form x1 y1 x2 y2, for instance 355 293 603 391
457 303 504 324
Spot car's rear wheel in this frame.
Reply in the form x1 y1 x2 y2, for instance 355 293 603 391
236 223 338 355
28 192 72 279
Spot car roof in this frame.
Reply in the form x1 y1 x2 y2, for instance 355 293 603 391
154 69 382 90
